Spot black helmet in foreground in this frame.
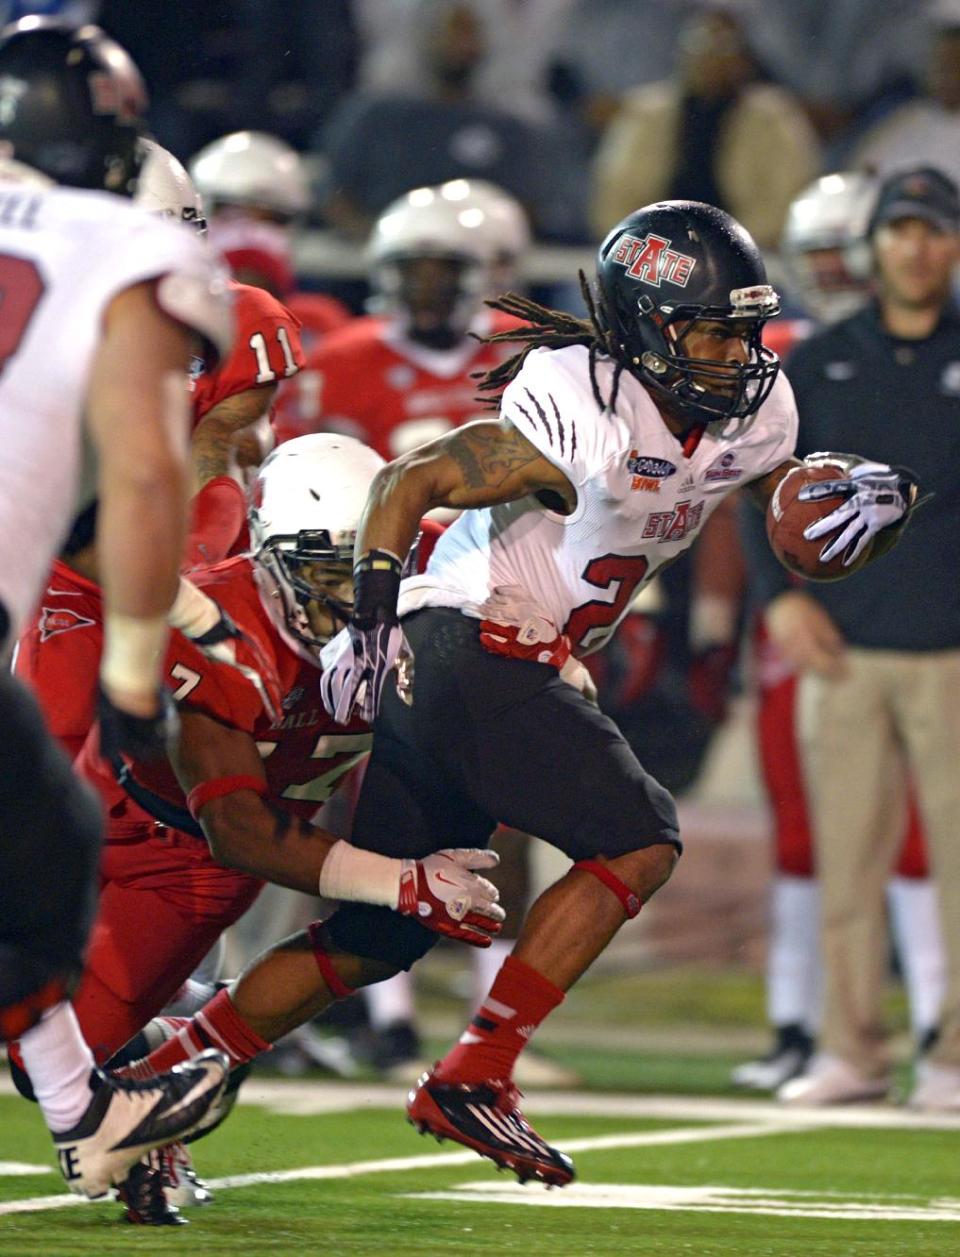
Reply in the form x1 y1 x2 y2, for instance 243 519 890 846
595 200 781 426
0 19 147 194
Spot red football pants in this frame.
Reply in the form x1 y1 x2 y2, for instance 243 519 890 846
72 825 263 1063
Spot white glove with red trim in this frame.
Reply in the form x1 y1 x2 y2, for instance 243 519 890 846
398 849 505 947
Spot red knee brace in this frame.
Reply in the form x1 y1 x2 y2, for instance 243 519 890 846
573 859 642 918
307 922 356 999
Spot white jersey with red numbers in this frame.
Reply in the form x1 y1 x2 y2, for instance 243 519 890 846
77 555 371 823
191 279 303 425
272 309 520 457
400 344 798 657
0 181 230 644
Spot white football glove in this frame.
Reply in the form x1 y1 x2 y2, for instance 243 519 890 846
800 461 917 566
398 849 505 947
319 621 412 725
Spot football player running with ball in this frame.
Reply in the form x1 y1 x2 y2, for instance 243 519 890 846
134 201 920 1187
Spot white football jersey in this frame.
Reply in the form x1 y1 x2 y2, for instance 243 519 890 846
0 179 231 644
400 344 797 655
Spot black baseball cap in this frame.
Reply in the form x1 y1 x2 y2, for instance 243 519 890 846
868 166 960 235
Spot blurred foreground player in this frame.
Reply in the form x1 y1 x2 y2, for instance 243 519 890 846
0 20 229 1197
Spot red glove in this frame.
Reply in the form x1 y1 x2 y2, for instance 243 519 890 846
398 849 505 948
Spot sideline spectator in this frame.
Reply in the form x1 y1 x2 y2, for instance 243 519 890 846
748 168 960 1110
589 6 820 248
854 20 960 189
317 0 547 240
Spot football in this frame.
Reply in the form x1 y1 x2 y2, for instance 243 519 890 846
766 462 874 581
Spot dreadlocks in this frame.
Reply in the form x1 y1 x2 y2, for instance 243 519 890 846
475 271 629 413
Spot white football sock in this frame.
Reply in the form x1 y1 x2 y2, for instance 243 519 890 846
472 938 514 1011
767 875 822 1032
887 877 946 1039
364 970 415 1030
19 1001 95 1133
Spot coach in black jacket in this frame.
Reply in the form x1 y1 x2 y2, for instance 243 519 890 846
748 167 960 1110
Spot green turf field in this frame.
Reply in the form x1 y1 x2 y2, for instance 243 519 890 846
2 1077 959 1257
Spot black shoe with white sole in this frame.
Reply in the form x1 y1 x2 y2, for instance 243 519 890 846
51 1049 228 1199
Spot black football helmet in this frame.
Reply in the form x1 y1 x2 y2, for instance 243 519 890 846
595 200 781 426
0 19 147 194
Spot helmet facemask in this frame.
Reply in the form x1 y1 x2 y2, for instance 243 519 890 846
373 252 487 347
253 528 355 655
603 282 781 427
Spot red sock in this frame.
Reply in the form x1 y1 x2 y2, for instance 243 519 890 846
144 990 272 1073
433 956 564 1084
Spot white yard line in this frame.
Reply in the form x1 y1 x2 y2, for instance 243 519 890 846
3 1078 959 1219
0 1119 799 1216
407 1181 960 1224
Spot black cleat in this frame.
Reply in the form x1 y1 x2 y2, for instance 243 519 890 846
407 1069 575 1187
117 1155 185 1225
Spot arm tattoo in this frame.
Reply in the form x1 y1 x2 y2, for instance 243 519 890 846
448 424 541 490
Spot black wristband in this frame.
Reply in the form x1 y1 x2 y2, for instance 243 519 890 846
353 549 403 630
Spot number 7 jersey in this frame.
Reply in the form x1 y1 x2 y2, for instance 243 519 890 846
400 344 798 656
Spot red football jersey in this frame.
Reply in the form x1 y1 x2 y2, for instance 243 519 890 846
272 310 521 456
191 280 304 425
14 559 102 759
284 290 352 356
77 556 371 823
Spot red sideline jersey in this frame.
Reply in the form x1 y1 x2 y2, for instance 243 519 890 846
191 279 304 424
272 309 522 457
76 556 371 823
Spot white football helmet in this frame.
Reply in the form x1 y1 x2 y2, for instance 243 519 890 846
188 131 310 220
248 434 385 657
781 172 878 323
438 179 530 291
135 138 206 233
368 186 495 338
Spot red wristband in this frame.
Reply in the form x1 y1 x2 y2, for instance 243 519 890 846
187 774 268 821
573 859 642 918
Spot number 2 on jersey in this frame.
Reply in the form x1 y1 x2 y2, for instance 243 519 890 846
565 553 649 653
0 255 45 376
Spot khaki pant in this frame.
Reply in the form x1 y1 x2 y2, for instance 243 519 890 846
797 649 960 1076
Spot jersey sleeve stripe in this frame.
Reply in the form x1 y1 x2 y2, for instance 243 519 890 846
548 392 566 456
521 388 554 444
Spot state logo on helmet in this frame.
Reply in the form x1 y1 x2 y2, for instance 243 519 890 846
248 434 385 658
595 200 781 425
0 19 147 193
